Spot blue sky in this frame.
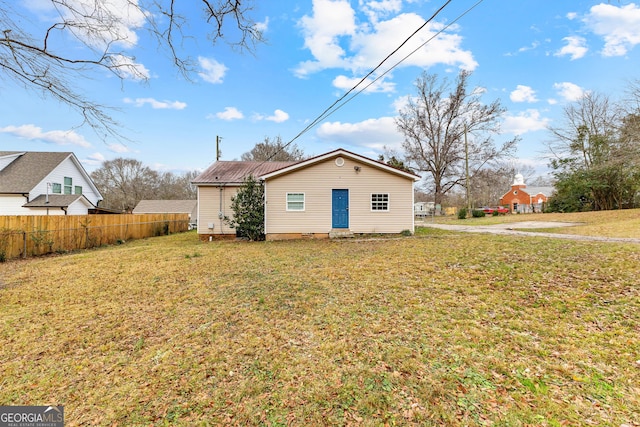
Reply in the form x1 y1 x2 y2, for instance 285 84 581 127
2 0 640 177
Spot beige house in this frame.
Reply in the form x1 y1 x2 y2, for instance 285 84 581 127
192 148 419 240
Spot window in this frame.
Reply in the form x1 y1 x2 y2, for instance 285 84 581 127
52 183 62 194
75 186 83 195
64 177 72 195
371 193 389 211
286 193 305 211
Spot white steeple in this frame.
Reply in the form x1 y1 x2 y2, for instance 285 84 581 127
513 173 525 186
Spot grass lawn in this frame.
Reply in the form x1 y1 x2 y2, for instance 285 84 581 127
430 209 640 239
1 213 639 426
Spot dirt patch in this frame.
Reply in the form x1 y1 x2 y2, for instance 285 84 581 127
488 221 583 229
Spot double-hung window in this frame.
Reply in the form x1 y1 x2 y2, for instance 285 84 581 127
64 177 73 195
286 193 305 211
371 193 389 211
52 183 62 194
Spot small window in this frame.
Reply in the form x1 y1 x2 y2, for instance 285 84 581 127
371 193 389 211
64 177 72 195
286 193 305 211
52 183 62 194
75 186 82 195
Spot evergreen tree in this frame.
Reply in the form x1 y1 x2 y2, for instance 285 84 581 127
226 175 265 241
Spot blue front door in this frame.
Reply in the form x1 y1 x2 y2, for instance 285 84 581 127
332 189 349 229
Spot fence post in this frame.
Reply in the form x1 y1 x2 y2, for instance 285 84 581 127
23 231 27 259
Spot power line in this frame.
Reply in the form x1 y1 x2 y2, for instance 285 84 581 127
319 0 484 120
247 0 482 174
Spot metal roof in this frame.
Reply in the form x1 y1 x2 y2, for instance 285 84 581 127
192 161 295 185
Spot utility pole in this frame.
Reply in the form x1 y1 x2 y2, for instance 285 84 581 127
216 135 222 161
464 124 471 217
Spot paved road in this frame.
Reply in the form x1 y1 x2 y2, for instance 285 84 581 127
418 221 640 244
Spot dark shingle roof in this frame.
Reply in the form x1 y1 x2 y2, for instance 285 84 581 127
22 194 90 208
0 151 71 193
192 161 295 185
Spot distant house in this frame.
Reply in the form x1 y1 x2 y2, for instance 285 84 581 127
192 148 420 240
414 201 435 217
0 151 102 215
499 174 554 213
133 200 198 226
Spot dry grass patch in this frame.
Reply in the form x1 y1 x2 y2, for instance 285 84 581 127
1 230 639 426
433 208 640 239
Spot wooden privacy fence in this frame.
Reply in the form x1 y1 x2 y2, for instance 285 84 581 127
0 214 189 261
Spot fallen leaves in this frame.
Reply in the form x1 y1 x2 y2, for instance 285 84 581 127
0 226 639 425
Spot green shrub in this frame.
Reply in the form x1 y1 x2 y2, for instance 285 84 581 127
472 209 485 218
492 210 499 217
457 207 467 219
226 175 265 241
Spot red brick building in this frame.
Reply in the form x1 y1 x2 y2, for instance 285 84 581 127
499 174 554 213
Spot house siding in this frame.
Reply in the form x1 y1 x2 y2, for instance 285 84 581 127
36 157 101 207
0 195 29 215
265 157 414 236
196 185 238 236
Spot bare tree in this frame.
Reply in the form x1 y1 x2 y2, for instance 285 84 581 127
0 0 263 139
91 158 199 210
91 158 159 211
546 91 640 210
396 70 517 205
240 136 306 162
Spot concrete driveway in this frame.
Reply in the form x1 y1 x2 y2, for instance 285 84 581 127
419 221 640 244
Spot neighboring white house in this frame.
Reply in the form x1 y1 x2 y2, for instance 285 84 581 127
192 148 420 240
0 151 103 215
414 201 435 217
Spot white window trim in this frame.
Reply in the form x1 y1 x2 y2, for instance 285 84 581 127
371 193 390 212
286 192 305 211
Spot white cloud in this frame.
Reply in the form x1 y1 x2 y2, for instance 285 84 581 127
108 54 150 80
510 85 538 103
553 82 586 102
501 109 550 135
296 0 357 76
555 36 588 60
255 17 270 32
84 152 106 166
584 3 640 56
55 0 146 50
198 57 228 84
253 109 290 122
215 107 244 121
123 97 187 110
517 41 540 53
361 0 402 23
265 109 290 123
295 2 476 78
107 143 131 153
0 124 91 147
316 116 403 150
332 75 395 93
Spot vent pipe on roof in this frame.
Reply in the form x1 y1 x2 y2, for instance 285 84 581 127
46 182 51 204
